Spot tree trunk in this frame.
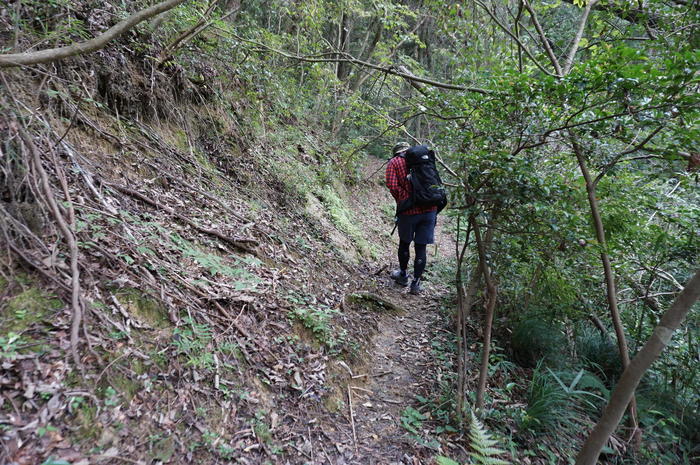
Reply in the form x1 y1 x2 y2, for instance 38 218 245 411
472 216 497 412
455 218 468 424
337 12 351 81
575 270 700 465
455 217 479 423
571 135 639 433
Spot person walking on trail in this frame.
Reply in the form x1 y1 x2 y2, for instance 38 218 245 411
385 141 438 295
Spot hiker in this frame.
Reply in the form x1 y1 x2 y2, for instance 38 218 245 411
385 142 444 295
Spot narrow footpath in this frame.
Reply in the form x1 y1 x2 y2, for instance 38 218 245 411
316 187 460 464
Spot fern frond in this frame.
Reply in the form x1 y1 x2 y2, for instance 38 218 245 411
468 412 510 465
435 457 460 465
475 458 510 465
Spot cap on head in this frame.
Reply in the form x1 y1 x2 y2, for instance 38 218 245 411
392 141 410 155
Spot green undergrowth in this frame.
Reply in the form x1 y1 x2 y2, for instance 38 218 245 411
316 185 377 259
0 279 63 359
286 292 348 354
113 288 170 329
241 101 379 262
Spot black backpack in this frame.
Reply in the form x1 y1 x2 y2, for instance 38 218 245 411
396 145 448 215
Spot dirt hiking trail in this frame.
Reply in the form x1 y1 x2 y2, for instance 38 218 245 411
312 157 462 465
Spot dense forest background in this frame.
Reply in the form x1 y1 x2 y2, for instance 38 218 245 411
0 0 698 464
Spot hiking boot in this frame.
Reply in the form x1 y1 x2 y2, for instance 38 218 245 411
409 279 422 295
390 269 409 286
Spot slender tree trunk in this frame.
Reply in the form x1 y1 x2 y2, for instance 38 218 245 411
576 270 700 465
336 12 351 80
472 216 497 412
571 135 639 434
455 218 478 423
455 216 468 424
515 1 524 73
456 270 465 423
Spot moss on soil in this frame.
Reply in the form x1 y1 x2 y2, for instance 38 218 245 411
108 373 141 401
114 288 170 329
1 285 63 337
316 185 378 260
151 435 176 462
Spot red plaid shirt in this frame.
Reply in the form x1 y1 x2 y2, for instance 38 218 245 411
385 155 437 215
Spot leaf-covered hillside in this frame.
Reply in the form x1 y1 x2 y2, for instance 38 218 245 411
1 1 698 464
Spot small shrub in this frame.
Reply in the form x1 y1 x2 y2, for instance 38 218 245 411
467 411 510 465
521 363 607 434
575 325 621 382
520 361 570 432
172 317 214 370
511 315 567 368
400 406 426 435
289 302 346 351
636 379 700 460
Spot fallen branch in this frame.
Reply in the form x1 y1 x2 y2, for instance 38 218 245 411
588 313 614 346
347 385 358 453
373 264 388 276
0 0 189 68
105 182 259 255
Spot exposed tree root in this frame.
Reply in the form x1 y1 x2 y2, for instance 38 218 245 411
18 125 84 371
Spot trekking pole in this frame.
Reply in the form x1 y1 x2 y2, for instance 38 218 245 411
390 216 398 235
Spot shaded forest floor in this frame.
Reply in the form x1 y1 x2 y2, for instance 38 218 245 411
0 60 475 464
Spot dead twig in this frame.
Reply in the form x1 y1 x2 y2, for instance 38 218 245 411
373 264 388 276
95 350 131 386
105 182 259 255
347 385 358 453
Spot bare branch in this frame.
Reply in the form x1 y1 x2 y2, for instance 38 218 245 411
562 0 599 75
593 125 664 186
159 4 240 64
229 32 491 94
0 0 188 68
474 0 556 77
18 125 84 370
522 0 564 76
